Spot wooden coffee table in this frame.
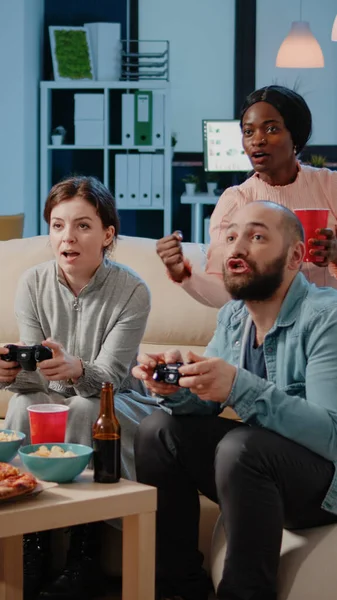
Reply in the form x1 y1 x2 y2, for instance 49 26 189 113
0 471 157 600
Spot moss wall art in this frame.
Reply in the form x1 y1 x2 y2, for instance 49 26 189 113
49 26 94 81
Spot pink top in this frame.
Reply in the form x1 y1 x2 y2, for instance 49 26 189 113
182 163 337 308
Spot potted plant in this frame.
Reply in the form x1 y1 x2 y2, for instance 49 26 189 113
308 154 326 168
171 133 178 160
205 171 219 195
182 174 199 195
51 126 66 146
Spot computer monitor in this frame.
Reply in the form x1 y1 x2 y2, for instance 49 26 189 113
203 119 251 172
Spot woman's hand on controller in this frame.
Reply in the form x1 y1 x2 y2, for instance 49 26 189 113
0 347 21 383
38 339 83 382
156 231 190 283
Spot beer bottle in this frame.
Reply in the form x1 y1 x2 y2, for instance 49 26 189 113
92 382 121 483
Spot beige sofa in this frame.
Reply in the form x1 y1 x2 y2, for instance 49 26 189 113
0 233 221 578
1 234 337 599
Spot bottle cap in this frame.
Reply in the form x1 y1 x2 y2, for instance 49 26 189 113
101 381 113 389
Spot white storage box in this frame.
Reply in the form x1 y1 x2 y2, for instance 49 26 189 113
75 120 104 146
85 22 121 81
74 94 104 120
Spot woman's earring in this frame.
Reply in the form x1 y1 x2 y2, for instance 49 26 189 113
294 145 297 154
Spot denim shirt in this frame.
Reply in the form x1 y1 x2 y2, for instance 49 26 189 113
161 272 337 514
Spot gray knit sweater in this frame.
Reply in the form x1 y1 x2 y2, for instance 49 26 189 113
5 257 151 397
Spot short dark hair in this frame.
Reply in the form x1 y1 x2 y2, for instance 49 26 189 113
240 85 312 155
254 200 305 244
44 175 120 239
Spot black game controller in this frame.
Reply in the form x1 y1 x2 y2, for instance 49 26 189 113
1 344 53 371
152 362 184 385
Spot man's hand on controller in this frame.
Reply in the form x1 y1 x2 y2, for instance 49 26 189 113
38 339 83 382
132 349 183 396
0 345 22 383
177 351 237 403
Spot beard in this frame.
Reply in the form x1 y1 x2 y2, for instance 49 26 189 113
222 252 288 301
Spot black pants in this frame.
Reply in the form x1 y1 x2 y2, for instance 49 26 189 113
134 411 337 600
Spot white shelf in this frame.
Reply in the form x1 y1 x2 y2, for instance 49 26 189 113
108 145 165 151
118 205 164 210
47 145 104 150
40 81 172 236
180 192 219 205
41 81 170 90
46 145 165 151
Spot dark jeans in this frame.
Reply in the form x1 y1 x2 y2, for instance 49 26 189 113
134 411 337 600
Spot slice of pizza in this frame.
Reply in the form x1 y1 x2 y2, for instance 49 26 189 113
0 462 20 481
0 472 38 500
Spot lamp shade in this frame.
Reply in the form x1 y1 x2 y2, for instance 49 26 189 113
331 15 337 41
276 21 324 68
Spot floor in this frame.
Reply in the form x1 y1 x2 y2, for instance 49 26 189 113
97 592 216 599
95 579 217 599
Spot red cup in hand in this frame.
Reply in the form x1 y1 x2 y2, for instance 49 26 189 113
294 209 329 263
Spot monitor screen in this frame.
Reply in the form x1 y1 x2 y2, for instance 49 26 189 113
203 119 251 172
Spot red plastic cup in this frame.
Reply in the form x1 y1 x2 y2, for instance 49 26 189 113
27 404 69 444
294 209 329 263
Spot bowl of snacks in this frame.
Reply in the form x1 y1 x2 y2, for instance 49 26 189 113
19 443 93 483
0 429 26 462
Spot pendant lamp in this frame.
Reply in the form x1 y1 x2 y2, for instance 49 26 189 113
276 1 324 68
331 15 337 41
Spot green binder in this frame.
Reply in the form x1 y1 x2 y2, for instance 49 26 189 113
134 90 152 145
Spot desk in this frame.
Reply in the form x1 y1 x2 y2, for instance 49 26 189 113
180 192 219 243
0 473 156 600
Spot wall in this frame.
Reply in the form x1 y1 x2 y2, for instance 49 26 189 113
256 0 337 144
0 0 132 238
0 0 129 238
24 1 44 237
138 0 235 152
0 0 43 237
0 2 24 224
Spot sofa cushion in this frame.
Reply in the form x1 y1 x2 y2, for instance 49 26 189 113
113 236 218 348
0 236 54 342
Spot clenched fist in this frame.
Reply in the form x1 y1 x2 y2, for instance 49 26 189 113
156 231 190 283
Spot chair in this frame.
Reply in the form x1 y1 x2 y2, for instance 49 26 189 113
0 214 24 240
211 515 337 600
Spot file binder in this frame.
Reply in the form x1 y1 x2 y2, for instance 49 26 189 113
135 91 152 145
115 155 128 209
152 92 165 147
139 154 152 206
151 154 164 208
127 154 140 206
122 94 135 147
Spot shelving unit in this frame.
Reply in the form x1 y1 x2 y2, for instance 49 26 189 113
40 81 172 236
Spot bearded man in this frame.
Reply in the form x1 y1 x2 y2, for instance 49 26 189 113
132 201 337 600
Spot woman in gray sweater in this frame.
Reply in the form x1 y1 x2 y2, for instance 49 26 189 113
0 175 156 599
